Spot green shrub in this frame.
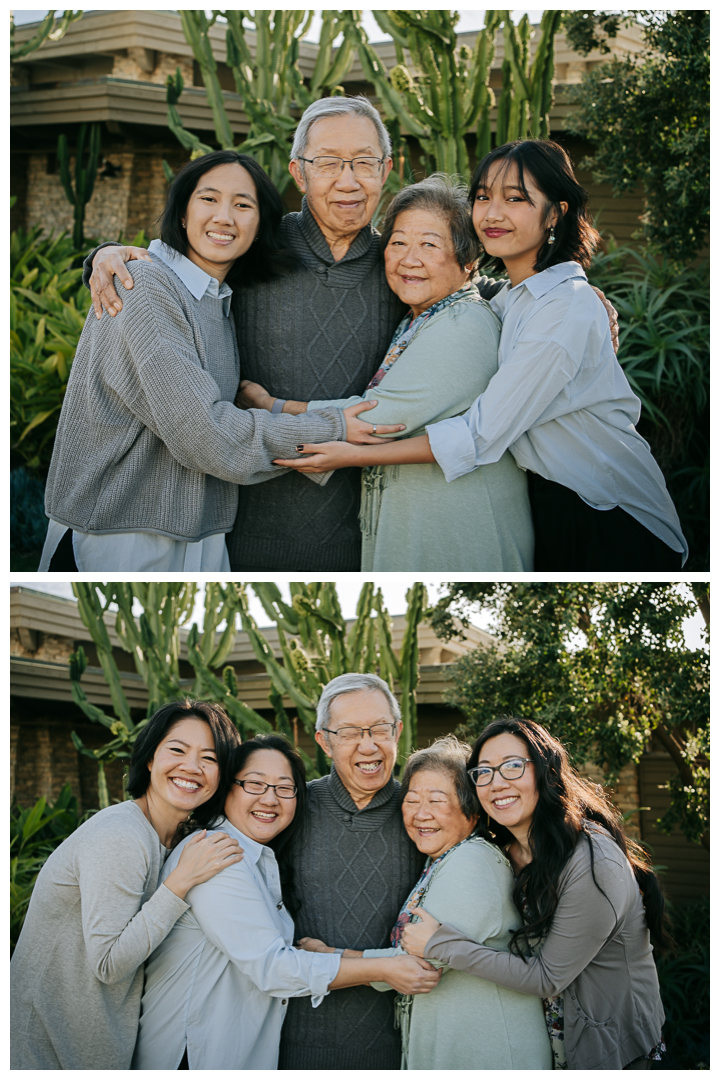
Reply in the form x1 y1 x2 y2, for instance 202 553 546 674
10 227 91 475
588 244 709 569
10 785 86 954
657 897 710 1069
10 226 148 477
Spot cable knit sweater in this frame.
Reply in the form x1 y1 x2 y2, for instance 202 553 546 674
278 767 424 1071
52 252 344 540
227 200 407 570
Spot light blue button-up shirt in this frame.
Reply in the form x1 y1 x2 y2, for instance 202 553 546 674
132 819 341 1070
427 261 687 561
148 238 233 314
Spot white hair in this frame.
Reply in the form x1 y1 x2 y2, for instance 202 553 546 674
291 96 392 165
315 672 401 733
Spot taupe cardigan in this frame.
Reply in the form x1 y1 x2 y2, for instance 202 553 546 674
424 826 664 1070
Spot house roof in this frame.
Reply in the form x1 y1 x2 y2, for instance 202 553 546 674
11 9 644 133
10 586 492 711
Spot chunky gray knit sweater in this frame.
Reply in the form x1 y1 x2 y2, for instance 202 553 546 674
51 253 344 540
227 200 407 570
278 767 424 1071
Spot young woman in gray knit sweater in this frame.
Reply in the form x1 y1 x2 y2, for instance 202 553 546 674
39 151 402 571
11 701 244 1070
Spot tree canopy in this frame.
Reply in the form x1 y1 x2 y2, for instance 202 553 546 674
429 583 709 849
565 10 709 264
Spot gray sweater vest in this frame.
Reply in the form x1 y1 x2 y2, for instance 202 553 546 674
278 768 424 1071
227 200 406 571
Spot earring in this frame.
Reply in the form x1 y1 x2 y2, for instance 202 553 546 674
181 221 186 229
548 226 556 245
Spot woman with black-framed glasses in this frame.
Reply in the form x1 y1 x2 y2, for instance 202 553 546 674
132 734 441 1070
401 717 669 1070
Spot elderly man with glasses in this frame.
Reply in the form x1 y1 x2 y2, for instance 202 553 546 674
85 96 504 571
277 671 428 1070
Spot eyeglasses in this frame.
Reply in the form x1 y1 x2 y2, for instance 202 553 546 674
322 722 397 743
468 759 533 786
233 779 297 799
297 155 386 178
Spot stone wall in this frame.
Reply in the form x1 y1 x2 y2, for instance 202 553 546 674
25 151 135 240
11 629 73 664
111 50 193 87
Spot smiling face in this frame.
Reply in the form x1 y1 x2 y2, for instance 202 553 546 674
223 748 297 844
314 688 402 809
182 162 260 282
146 716 220 816
288 115 392 248
472 160 566 287
384 207 470 318
474 732 539 843
402 768 479 860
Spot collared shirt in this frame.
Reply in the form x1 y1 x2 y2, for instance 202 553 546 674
132 818 341 1071
426 261 687 560
147 238 234 314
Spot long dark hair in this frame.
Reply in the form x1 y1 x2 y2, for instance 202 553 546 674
225 734 307 917
468 717 672 955
159 150 294 288
126 698 241 845
469 139 600 273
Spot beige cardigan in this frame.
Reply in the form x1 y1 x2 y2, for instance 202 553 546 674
425 827 664 1070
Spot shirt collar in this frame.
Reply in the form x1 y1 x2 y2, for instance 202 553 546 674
510 260 587 299
148 238 233 314
328 763 399 814
214 817 269 866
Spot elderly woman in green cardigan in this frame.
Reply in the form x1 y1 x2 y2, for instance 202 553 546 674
239 174 534 572
297 736 552 1070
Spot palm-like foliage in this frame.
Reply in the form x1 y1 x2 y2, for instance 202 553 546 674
587 245 709 568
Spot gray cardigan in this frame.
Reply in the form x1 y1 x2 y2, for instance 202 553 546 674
10 801 188 1070
48 253 344 541
424 827 664 1070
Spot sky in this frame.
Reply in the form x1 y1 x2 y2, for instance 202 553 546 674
13 581 707 649
11 9 546 39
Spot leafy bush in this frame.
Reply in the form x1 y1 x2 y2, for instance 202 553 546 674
656 897 709 1069
10 785 85 954
588 244 709 569
10 227 91 475
10 467 48 554
10 226 147 477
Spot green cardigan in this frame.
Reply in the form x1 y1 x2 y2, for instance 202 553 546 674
364 836 552 1070
309 297 534 571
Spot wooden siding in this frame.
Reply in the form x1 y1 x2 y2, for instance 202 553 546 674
638 754 710 902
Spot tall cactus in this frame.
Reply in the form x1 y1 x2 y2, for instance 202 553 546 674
353 10 561 179
56 122 101 248
497 10 563 144
167 10 362 195
68 582 428 804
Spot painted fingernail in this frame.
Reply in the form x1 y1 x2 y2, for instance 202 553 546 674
295 445 304 452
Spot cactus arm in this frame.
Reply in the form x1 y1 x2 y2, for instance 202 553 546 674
186 625 272 736
180 10 236 149
372 10 410 50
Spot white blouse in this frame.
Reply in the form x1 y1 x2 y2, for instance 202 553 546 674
427 261 687 562
132 819 341 1070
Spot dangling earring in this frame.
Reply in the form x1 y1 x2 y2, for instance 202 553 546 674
548 226 556 245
